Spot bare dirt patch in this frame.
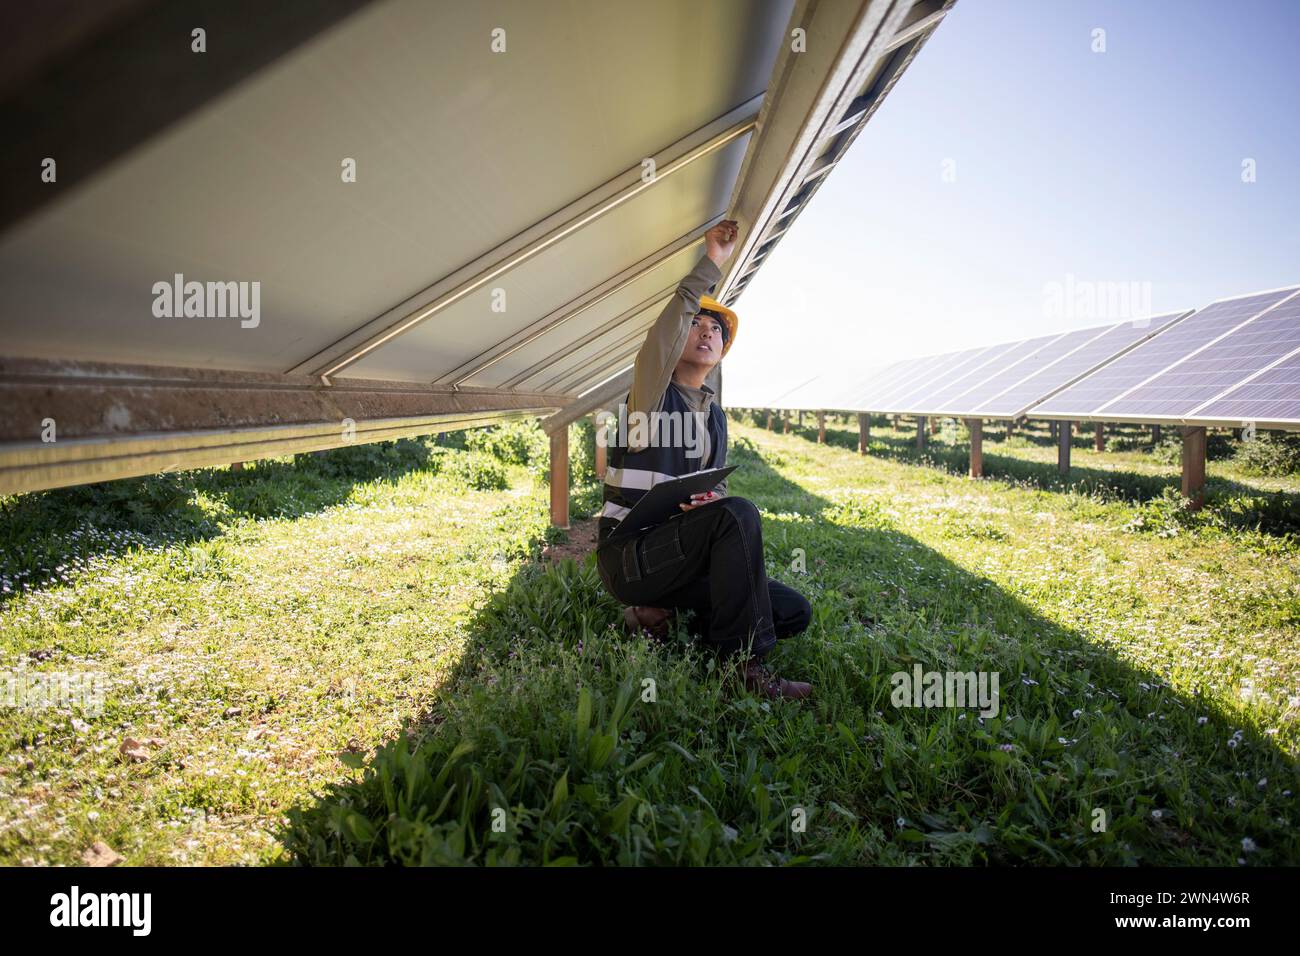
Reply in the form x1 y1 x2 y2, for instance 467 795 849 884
541 517 599 565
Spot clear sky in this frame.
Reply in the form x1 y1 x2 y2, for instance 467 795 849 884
724 0 1300 408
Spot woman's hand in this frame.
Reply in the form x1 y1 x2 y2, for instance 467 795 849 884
704 219 739 267
679 490 723 512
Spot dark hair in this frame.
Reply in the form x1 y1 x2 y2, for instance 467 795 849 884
696 307 729 343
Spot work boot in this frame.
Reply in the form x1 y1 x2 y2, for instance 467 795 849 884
623 605 674 643
735 655 812 700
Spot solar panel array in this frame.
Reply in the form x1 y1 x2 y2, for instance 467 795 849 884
825 285 1300 430
1194 348 1300 423
912 333 1068 415
1036 289 1297 419
852 348 975 410
973 313 1185 417
945 327 1095 415
1095 291 1300 420
873 346 998 411
846 317 1169 419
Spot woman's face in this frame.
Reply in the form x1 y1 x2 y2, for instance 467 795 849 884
681 313 725 368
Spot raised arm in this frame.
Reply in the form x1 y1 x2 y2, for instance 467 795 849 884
626 220 738 418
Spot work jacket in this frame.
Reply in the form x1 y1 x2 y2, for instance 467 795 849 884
597 254 730 543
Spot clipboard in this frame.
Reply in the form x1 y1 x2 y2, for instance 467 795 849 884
607 465 737 539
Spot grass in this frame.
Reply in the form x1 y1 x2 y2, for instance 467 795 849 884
1 418 1296 865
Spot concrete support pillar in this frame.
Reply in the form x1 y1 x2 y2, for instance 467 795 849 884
1058 420 1072 475
549 428 569 529
1005 420 1014 440
1181 426 1207 510
1152 423 1162 444
766 411 773 430
783 411 790 434
930 418 939 435
858 413 869 454
967 419 983 478
798 409 803 427
1094 423 1105 452
1049 420 1057 441
916 416 927 450
817 411 826 443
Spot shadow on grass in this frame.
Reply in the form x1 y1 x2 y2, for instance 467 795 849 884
0 439 443 604
772 422 1300 538
275 437 1298 866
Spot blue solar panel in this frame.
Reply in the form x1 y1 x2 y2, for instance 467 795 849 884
1100 289 1300 417
863 348 975 410
874 342 1013 412
852 356 935 408
979 314 1184 417
1033 288 1296 416
852 354 938 409
1193 345 1300 424
891 336 1060 414
935 327 1103 416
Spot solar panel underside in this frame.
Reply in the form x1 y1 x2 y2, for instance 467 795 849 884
1194 346 1300 424
976 312 1187 418
1032 288 1298 417
1099 290 1300 418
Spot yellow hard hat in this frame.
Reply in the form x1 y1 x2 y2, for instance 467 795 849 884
697 295 739 358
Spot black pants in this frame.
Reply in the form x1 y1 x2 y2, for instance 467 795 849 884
595 496 811 659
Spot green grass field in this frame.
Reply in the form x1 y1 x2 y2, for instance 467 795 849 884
1 418 1296 865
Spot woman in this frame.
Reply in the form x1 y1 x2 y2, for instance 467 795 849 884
593 219 813 700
